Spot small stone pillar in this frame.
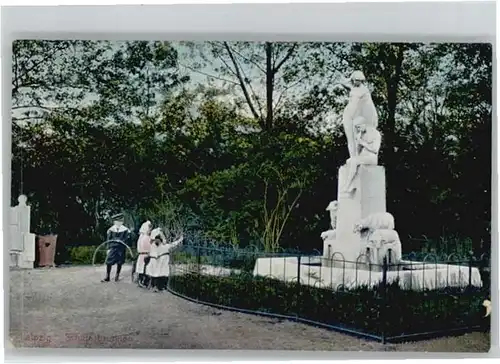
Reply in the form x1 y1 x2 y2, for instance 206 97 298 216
9 195 36 269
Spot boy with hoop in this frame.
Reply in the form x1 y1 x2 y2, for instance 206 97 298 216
101 213 131 282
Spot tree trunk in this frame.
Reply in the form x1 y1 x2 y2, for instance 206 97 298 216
382 44 406 218
385 44 405 166
265 42 274 131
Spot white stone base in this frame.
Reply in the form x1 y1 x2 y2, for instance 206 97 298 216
18 258 34 269
9 251 34 269
11 233 36 269
322 238 345 260
321 238 363 269
169 264 241 277
6 338 15 348
9 252 20 268
253 256 482 290
23 233 36 261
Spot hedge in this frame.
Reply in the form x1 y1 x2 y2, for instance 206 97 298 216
67 245 137 265
168 272 490 340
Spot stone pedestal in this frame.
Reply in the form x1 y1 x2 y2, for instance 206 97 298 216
323 165 387 263
253 256 483 290
10 209 22 252
19 233 36 269
10 253 19 267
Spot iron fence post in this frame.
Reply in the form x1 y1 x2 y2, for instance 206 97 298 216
381 256 388 344
196 244 201 301
296 255 301 319
482 254 490 292
468 250 473 289
168 249 173 290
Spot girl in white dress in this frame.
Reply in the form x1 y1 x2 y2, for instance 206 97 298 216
146 228 184 292
135 220 152 287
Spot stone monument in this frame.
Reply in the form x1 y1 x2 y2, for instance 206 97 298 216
253 70 482 290
9 195 36 269
321 71 402 267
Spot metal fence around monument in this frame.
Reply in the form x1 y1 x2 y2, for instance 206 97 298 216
166 240 490 344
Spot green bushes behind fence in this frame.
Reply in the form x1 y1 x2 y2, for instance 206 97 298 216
67 245 137 265
168 272 490 341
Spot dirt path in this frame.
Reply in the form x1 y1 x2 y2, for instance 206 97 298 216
8 265 490 351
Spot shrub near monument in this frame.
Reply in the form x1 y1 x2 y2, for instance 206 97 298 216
168 270 489 342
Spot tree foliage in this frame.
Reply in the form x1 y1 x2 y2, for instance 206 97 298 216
11 40 492 254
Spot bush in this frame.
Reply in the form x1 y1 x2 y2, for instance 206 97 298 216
68 246 99 265
168 272 490 340
68 245 137 265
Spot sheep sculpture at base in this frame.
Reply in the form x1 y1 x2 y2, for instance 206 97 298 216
321 200 338 241
366 228 402 266
353 212 395 233
353 212 402 266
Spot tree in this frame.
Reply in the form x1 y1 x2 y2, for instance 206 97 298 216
179 41 337 132
437 43 492 252
10 40 492 256
12 40 187 124
12 40 85 122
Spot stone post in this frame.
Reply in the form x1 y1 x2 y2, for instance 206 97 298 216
9 195 36 269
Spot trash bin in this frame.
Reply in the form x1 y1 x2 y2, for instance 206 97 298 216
37 235 58 267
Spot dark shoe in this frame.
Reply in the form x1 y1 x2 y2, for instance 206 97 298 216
114 276 120 282
137 275 147 288
101 277 110 282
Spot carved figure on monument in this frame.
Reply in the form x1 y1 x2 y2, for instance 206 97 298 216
321 201 338 240
321 200 338 241
327 200 338 229
352 212 401 266
341 117 381 194
366 229 402 265
321 230 335 241
342 71 379 158
353 212 395 233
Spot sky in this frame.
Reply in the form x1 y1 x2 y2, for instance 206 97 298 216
11 40 474 136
